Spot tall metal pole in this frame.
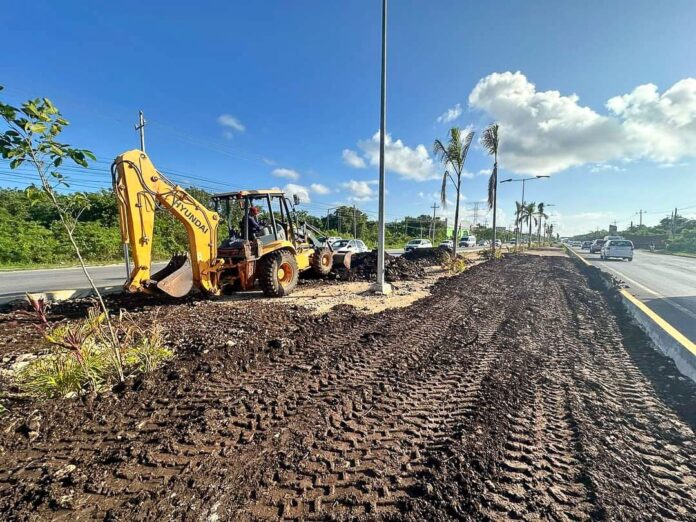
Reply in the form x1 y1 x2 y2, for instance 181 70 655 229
374 0 391 294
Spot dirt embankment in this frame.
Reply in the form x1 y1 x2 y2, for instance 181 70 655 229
0 256 694 520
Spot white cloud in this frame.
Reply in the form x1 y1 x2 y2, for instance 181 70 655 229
283 183 311 203
342 149 367 168
272 168 300 181
468 71 696 175
589 164 624 173
310 183 331 195
262 157 276 166
217 114 245 134
344 132 438 181
437 103 463 124
341 179 378 201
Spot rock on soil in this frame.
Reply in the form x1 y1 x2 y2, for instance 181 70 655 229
0 256 694 520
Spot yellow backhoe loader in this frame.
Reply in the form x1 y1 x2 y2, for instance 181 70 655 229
111 150 335 298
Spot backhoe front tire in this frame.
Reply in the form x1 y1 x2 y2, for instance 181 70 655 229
259 249 299 297
310 247 333 277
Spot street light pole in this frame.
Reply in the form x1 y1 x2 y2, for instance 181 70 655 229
373 0 391 294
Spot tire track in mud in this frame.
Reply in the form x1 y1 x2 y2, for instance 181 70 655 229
1 256 694 521
553 261 696 521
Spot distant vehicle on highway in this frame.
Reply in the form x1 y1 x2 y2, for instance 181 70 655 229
459 235 476 248
439 240 454 249
590 239 606 253
603 235 622 241
601 239 634 261
494 239 502 248
332 239 368 253
509 238 517 245
581 241 592 250
405 238 432 252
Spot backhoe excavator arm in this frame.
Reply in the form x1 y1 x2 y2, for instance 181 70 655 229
111 150 222 296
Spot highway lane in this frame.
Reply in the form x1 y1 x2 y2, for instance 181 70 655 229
576 248 696 344
0 262 167 303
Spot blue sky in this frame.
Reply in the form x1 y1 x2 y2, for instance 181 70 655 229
2 0 696 235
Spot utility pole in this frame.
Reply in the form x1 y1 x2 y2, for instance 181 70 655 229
353 205 357 239
638 209 644 227
672 207 677 238
373 0 391 294
123 110 147 279
135 110 146 153
430 202 439 241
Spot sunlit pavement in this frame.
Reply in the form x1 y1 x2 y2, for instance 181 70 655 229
576 248 696 344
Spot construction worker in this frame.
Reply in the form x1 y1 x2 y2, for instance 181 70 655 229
242 206 262 238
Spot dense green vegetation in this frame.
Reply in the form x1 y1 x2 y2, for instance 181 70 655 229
0 188 457 267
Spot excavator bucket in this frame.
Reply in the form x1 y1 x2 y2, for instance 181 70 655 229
151 254 194 298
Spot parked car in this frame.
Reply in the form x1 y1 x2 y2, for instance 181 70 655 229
590 239 606 253
459 235 476 248
405 238 432 252
332 239 368 253
326 236 342 245
581 241 592 250
601 239 634 261
439 240 454 249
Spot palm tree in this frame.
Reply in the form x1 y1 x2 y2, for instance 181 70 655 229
481 123 499 252
522 202 537 247
433 127 475 257
547 223 555 243
536 202 548 245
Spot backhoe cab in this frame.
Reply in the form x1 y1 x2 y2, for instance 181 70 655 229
212 190 333 296
112 150 334 299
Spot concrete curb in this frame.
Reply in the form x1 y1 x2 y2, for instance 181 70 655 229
563 245 696 382
1 286 123 307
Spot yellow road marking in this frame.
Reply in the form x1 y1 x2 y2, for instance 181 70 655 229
620 289 696 357
564 245 696 357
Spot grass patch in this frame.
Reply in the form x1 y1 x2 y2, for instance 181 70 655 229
17 303 172 399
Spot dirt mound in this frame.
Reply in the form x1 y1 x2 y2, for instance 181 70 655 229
347 251 426 281
401 246 452 266
0 256 694 520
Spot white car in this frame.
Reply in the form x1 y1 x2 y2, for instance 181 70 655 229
326 236 343 245
601 239 634 261
459 235 476 248
494 239 502 248
405 239 432 252
439 240 454 249
332 239 369 253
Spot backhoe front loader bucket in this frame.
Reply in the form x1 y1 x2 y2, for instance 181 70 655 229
151 254 194 297
332 252 352 271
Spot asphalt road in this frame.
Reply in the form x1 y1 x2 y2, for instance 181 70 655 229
0 262 167 303
575 248 696 344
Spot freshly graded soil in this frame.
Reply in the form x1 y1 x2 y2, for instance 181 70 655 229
0 255 694 520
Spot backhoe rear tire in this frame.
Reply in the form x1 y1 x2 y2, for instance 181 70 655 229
259 249 299 297
310 247 333 277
